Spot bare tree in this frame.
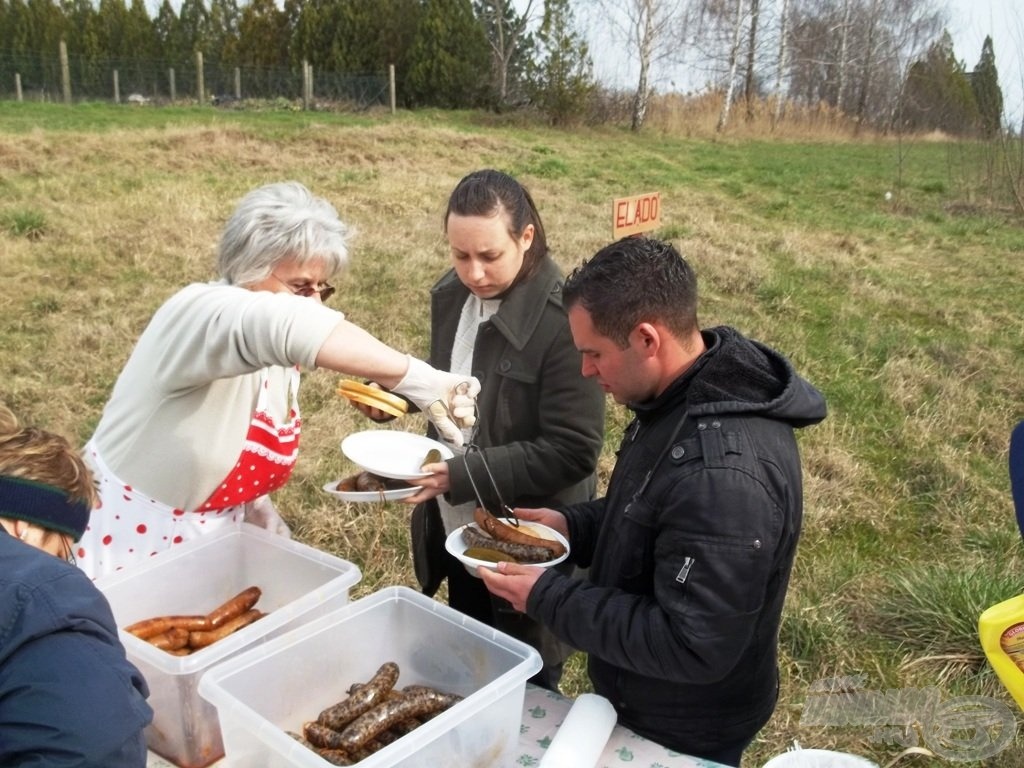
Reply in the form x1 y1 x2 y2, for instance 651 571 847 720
632 0 656 129
742 0 760 120
771 0 791 127
835 0 852 113
716 0 746 131
781 0 942 130
476 0 534 107
591 0 688 130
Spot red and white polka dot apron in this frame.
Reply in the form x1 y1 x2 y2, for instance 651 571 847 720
77 368 301 579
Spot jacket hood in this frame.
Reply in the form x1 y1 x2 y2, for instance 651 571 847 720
639 325 826 428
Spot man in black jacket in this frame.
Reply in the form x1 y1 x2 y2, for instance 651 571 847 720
480 236 827 766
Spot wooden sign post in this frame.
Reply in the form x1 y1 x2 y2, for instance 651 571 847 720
612 191 661 239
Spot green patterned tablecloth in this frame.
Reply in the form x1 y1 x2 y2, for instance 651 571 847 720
518 684 725 768
147 683 726 767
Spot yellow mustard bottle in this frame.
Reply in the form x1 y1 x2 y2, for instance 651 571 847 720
979 593 1024 710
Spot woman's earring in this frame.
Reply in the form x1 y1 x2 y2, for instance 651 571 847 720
19 528 29 540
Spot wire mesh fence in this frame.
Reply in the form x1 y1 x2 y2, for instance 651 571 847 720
0 50 390 110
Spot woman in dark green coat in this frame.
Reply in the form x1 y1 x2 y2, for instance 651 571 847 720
357 169 605 689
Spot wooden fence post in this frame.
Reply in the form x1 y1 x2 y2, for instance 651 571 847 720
389 64 396 114
234 67 241 100
169 68 176 101
195 51 205 105
59 40 71 104
15 73 23 102
113 69 120 103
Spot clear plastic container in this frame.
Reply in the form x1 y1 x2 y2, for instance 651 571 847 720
96 524 362 768
198 586 543 768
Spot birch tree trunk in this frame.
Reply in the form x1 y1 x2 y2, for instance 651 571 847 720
496 4 508 103
836 0 852 114
630 0 655 130
716 0 745 132
771 0 790 128
743 0 760 121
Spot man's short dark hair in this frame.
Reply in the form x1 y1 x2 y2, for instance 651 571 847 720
563 237 699 347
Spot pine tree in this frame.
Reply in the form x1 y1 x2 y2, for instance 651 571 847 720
153 0 181 64
207 0 240 68
526 0 595 126
970 35 1003 138
123 0 157 92
236 0 287 69
177 0 209 55
305 0 419 75
287 0 331 72
63 0 102 94
901 31 978 135
405 0 490 108
22 0 66 93
96 0 129 61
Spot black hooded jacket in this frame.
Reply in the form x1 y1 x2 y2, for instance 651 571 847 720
527 326 827 758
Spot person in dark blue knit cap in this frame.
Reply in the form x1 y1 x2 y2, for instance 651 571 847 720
0 403 153 767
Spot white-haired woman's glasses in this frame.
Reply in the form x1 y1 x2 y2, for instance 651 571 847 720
270 273 336 302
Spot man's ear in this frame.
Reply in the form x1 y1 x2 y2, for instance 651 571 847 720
632 322 660 355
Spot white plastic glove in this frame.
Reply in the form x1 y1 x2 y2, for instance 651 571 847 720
243 495 292 538
392 356 480 447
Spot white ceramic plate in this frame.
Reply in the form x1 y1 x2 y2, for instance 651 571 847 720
322 479 421 503
761 750 878 768
340 430 454 481
445 521 570 578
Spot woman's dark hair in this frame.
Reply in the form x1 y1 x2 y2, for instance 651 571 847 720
444 169 548 291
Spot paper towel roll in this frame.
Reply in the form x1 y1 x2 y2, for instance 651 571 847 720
538 693 618 768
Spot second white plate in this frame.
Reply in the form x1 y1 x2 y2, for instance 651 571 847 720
340 430 454 480
322 480 420 503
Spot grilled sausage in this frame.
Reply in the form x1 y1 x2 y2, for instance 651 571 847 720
124 614 211 639
461 525 555 564
317 661 400 731
336 688 462 750
303 722 348 750
473 507 566 558
187 608 264 648
205 586 262 628
147 626 191 651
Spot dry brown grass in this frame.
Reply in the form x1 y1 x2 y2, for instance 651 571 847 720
644 91 884 142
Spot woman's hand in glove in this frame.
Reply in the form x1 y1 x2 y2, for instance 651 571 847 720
392 356 480 446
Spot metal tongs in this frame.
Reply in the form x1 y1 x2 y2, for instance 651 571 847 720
463 440 520 527
437 385 519 527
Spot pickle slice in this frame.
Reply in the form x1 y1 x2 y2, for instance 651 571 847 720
421 448 442 470
463 546 517 563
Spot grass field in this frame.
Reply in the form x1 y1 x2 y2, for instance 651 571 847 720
2 101 1023 767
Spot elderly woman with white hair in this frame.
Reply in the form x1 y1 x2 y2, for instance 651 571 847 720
77 181 479 578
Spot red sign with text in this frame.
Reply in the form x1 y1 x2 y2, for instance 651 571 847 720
612 192 661 239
